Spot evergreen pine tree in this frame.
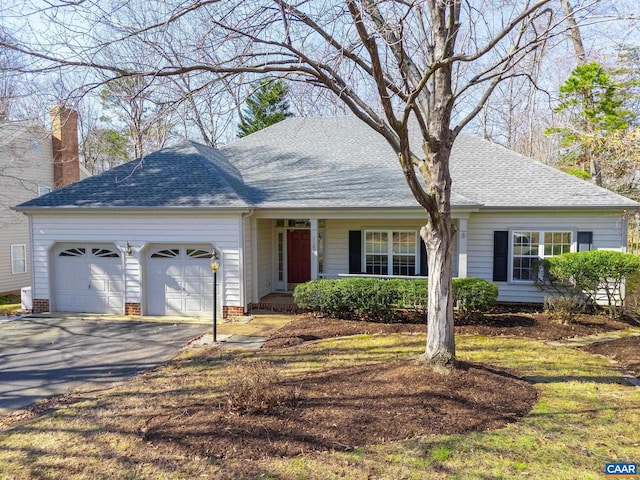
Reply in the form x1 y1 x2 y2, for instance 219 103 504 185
237 79 292 138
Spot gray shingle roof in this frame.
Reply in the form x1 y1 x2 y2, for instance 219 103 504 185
222 116 636 209
18 142 251 209
17 116 637 211
220 117 478 208
449 133 637 208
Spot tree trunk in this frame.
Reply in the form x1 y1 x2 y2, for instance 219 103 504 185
560 0 587 66
421 218 456 366
417 136 457 367
589 151 603 186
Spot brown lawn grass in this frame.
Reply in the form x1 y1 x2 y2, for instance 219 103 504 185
0 313 638 479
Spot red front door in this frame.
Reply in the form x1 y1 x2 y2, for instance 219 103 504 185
287 230 311 284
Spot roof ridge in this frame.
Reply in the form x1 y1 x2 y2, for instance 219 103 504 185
180 141 255 207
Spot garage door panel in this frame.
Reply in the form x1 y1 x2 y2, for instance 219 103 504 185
108 279 125 291
147 246 214 316
185 297 206 312
166 265 182 275
106 295 124 309
57 294 88 312
183 264 205 276
54 244 124 314
58 261 87 276
165 298 183 314
91 279 107 292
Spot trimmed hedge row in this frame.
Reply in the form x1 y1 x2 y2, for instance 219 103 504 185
293 277 498 321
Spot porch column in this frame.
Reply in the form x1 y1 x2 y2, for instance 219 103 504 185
251 217 260 303
457 218 468 278
310 218 319 279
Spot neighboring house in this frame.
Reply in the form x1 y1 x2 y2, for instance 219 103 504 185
0 107 85 294
15 116 638 317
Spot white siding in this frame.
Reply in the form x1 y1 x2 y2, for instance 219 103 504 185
124 253 141 302
0 123 53 292
256 219 273 298
467 210 628 303
29 213 244 311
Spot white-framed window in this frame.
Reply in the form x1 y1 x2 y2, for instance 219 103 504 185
38 186 51 196
512 230 572 281
11 244 27 275
365 230 417 276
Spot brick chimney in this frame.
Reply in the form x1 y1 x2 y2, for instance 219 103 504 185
50 106 80 189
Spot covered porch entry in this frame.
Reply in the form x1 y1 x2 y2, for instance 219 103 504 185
263 219 323 292
246 213 471 311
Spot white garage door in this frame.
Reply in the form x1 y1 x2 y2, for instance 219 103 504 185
147 246 214 316
54 245 125 314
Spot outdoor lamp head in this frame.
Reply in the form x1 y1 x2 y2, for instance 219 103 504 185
210 251 219 273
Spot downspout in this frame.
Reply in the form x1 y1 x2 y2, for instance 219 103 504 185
28 213 35 304
240 209 255 313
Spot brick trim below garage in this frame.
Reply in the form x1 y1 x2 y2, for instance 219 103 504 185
223 306 244 318
33 299 50 314
125 303 141 316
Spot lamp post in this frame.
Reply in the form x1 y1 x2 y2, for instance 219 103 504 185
209 251 219 343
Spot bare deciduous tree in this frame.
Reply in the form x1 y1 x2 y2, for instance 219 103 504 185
1 0 602 367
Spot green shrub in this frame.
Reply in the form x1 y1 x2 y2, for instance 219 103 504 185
453 277 499 317
293 277 497 321
545 250 640 317
293 279 344 316
563 168 591 180
390 279 429 312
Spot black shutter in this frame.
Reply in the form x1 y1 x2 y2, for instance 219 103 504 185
419 238 428 276
577 231 593 252
348 230 362 273
493 231 509 282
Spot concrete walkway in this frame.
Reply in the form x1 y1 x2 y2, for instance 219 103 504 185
192 333 270 349
187 312 294 349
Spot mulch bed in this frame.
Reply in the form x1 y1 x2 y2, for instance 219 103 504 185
262 312 634 348
146 360 538 459
455 313 633 340
580 336 640 378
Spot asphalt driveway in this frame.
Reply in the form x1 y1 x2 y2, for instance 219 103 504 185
0 316 205 414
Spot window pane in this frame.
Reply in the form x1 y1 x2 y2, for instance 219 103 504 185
366 232 387 254
11 245 27 274
93 248 120 258
513 257 534 281
59 247 86 257
186 249 211 259
512 232 539 281
278 232 284 281
393 255 415 276
392 232 416 254
365 254 388 275
366 231 417 276
150 249 180 258
318 230 324 274
543 231 571 257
